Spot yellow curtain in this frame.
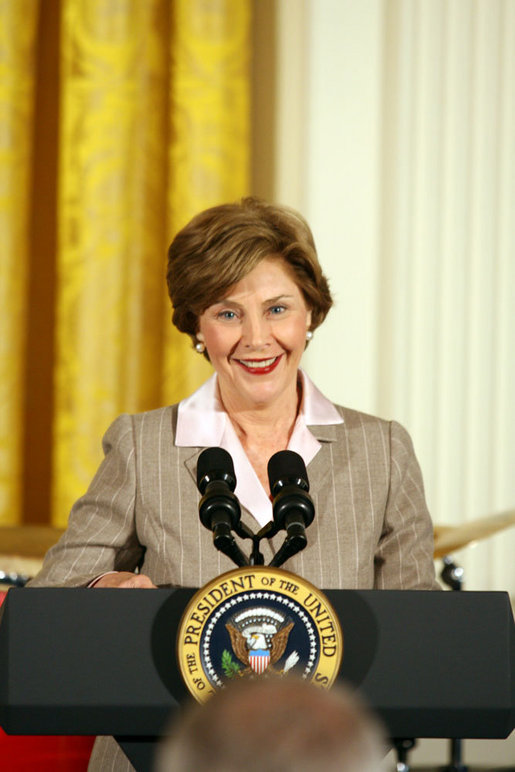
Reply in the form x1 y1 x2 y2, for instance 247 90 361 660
0 1 40 526
53 0 173 524
0 0 251 528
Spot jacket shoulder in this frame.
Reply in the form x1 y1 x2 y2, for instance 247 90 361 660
331 403 390 430
130 404 178 428
101 405 179 453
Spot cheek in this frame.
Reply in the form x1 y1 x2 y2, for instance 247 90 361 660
278 320 310 352
201 325 238 359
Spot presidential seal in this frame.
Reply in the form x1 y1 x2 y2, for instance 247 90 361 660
177 566 343 703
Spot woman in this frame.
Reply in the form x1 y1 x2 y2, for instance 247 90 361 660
30 196 437 592
29 198 437 770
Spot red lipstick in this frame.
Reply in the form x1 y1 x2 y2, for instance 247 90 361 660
234 355 282 375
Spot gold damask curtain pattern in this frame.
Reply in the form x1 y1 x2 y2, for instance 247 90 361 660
0 0 40 527
0 0 250 528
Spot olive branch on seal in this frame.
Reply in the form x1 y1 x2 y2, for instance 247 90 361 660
221 649 241 678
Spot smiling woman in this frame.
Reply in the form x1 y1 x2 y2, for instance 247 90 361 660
28 195 439 591
28 197 439 768
166 198 330 490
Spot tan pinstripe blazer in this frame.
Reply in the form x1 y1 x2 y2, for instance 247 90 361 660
31 402 437 591
30 402 438 771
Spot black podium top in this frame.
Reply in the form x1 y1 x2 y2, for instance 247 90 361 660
0 587 513 739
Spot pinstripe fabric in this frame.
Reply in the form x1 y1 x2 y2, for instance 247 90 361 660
31 402 437 591
30 401 438 770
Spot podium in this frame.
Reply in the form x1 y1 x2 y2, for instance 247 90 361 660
1 588 514 771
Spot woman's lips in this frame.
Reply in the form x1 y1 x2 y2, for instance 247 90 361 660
233 355 283 375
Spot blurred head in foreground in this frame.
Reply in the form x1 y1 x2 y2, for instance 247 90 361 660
157 678 386 772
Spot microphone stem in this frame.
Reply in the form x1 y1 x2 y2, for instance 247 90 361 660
213 522 249 566
250 536 265 566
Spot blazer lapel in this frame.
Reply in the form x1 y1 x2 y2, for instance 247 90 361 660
184 448 204 490
306 424 341 492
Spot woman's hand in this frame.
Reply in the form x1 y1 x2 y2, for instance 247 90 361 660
92 571 157 589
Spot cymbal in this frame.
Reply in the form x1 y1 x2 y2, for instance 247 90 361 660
0 525 64 559
434 510 515 558
0 555 45 580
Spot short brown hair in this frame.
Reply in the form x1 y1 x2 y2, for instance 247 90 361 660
167 197 333 347
157 677 385 772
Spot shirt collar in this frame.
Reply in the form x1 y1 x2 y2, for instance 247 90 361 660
176 369 342 447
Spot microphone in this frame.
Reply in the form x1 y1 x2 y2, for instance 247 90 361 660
267 450 315 567
197 447 248 567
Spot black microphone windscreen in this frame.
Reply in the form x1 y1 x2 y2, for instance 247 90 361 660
197 447 236 492
267 450 309 494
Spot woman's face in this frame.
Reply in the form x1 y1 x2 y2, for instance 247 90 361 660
197 256 312 412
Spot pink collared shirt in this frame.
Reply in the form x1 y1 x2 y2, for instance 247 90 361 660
176 370 343 527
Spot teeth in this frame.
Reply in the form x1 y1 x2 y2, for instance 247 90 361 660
239 357 277 368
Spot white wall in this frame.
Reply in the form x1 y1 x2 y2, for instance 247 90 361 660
273 0 515 598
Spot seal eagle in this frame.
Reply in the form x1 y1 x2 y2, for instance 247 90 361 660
225 621 294 675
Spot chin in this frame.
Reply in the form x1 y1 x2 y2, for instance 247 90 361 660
245 380 289 406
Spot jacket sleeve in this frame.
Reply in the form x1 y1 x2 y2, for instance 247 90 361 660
28 414 143 588
374 420 440 590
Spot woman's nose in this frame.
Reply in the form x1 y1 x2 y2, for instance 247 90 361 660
242 314 270 349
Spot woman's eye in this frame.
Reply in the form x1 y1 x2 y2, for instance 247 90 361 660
269 305 286 315
217 310 237 320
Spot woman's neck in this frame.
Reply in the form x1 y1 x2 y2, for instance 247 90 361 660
219 379 302 496
219 379 302 447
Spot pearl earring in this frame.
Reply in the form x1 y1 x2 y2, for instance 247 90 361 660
195 340 205 354
306 330 313 341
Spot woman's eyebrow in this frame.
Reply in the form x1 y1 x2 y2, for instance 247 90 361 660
263 294 295 304
211 294 294 307
210 298 243 308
